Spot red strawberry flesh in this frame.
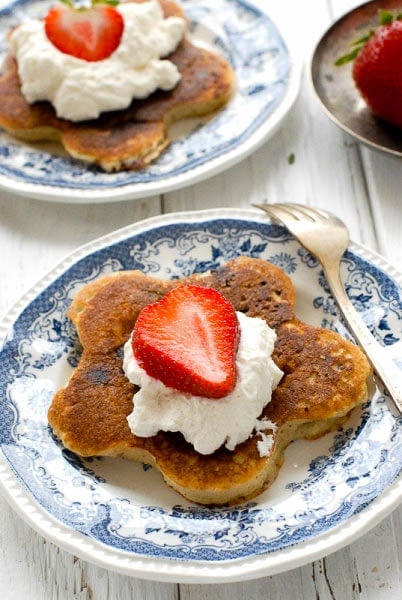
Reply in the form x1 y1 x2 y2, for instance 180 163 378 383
352 19 402 129
45 3 124 62
132 285 240 399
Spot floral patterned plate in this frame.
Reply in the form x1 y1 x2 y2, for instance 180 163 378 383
0 0 300 203
0 208 401 583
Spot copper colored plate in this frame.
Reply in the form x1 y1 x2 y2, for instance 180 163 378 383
310 0 402 156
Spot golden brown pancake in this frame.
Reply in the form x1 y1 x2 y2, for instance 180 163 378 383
48 257 372 505
0 0 234 171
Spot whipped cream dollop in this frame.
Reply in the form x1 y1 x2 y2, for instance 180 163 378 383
9 0 186 121
123 311 283 456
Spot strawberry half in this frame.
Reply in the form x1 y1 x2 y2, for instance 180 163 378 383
336 10 402 129
132 285 240 399
45 0 124 62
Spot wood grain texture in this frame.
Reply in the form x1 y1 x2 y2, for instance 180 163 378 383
0 0 400 598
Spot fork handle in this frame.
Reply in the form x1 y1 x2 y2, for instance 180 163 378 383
324 264 402 414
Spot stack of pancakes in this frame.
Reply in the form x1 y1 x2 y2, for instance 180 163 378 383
0 0 234 170
48 257 372 505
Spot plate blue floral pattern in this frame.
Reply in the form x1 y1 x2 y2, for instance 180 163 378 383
0 210 401 579
0 0 299 202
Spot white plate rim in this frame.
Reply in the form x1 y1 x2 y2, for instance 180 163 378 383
0 0 302 204
0 207 401 583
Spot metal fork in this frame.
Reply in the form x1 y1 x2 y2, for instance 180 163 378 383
254 202 402 414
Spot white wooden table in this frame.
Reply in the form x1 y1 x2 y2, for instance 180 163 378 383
0 0 401 597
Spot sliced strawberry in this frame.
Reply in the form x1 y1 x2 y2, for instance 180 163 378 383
45 0 124 62
132 285 240 399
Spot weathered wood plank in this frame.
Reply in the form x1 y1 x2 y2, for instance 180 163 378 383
0 1 400 599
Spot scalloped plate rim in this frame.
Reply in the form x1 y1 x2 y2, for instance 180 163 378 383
0 0 302 204
0 207 401 583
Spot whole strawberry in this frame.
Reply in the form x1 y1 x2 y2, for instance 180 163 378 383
45 0 124 62
337 10 402 129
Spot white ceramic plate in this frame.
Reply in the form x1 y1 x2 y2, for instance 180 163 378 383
0 0 301 203
0 208 401 583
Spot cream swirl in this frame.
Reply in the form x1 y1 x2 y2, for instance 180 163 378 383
9 1 186 121
123 311 283 455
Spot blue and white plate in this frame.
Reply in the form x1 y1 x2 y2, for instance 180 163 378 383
0 0 300 203
0 208 401 583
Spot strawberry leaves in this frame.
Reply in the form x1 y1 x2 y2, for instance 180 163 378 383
336 8 402 129
335 9 402 65
335 32 375 66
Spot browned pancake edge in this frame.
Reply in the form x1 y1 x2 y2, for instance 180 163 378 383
47 257 372 505
0 0 235 171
